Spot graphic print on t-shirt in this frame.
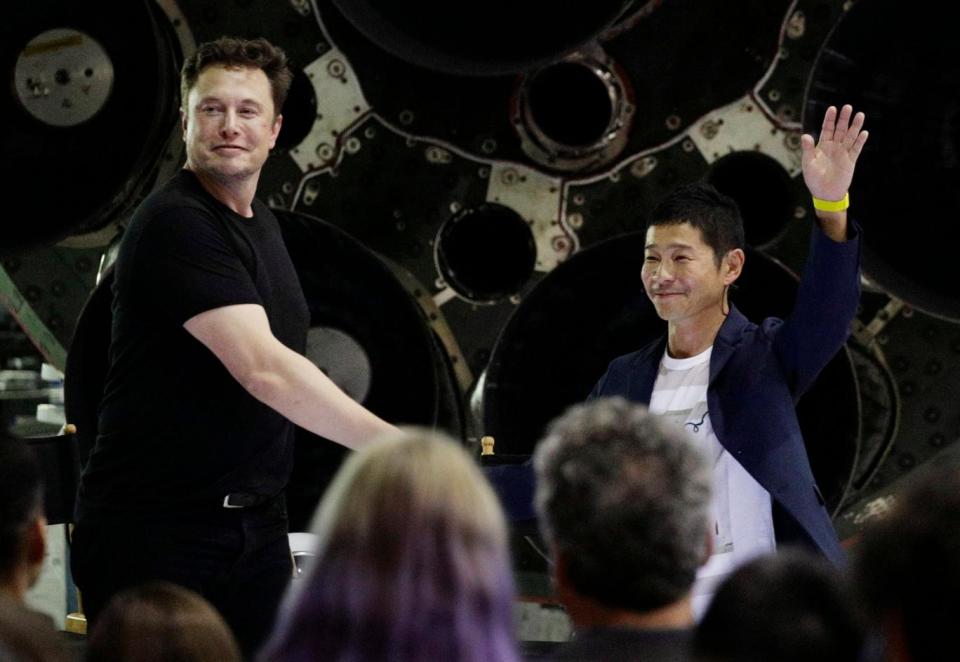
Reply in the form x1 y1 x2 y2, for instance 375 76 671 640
655 394 733 556
649 345 775 617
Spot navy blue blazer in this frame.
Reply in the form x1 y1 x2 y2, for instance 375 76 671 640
589 224 861 567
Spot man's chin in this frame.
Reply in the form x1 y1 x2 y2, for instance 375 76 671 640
196 162 258 183
650 301 673 317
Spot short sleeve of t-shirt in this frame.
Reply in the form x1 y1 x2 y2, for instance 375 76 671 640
131 207 263 325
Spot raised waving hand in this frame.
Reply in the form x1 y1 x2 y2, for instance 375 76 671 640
801 104 869 203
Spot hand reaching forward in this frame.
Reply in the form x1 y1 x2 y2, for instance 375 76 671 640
801 104 869 202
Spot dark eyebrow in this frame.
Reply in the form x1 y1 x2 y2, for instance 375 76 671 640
645 242 695 250
196 97 263 109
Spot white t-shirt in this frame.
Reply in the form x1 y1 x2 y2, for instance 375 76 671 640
648 346 776 617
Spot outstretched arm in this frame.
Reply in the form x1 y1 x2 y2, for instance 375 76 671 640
185 303 398 450
801 104 869 242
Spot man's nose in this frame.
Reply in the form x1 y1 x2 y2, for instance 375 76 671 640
220 110 239 135
653 261 673 282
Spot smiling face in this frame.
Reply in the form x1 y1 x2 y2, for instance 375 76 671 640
181 64 282 185
642 222 744 327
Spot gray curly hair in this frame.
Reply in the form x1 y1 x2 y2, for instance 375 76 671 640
534 397 712 611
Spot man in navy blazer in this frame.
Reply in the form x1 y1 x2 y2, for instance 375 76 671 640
590 105 869 575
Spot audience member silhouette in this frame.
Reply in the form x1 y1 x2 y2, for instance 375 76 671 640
852 463 960 662
85 581 241 662
0 435 47 604
694 548 863 662
0 434 69 662
534 398 712 661
0 595 70 662
258 429 520 662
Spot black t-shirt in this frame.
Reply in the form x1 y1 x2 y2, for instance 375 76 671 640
77 170 309 517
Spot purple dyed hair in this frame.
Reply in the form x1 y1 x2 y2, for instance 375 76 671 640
258 431 520 662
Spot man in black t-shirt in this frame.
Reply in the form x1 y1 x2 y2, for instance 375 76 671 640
71 37 396 655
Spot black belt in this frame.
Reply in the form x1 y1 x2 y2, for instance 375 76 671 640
222 492 273 509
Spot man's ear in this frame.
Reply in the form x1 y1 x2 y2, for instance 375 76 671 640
723 248 745 286
26 516 46 567
180 107 188 139
19 516 46 590
269 113 283 150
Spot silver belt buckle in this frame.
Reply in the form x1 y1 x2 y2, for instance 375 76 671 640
223 494 243 509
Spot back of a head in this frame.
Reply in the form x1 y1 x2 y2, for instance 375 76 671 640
0 435 43 582
695 549 863 662
85 582 241 662
853 464 960 662
534 397 712 613
261 430 518 662
649 181 745 265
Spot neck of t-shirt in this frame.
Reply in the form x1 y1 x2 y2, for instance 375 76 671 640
661 345 712 371
182 166 258 219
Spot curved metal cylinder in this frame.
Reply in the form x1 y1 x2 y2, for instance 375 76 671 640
513 50 634 172
707 151 798 249
329 0 638 75
805 0 960 320
1 0 180 254
435 203 537 304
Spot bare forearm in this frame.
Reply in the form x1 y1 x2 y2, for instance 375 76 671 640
184 304 398 448
243 342 397 450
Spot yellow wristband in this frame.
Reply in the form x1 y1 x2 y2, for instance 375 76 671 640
812 192 850 212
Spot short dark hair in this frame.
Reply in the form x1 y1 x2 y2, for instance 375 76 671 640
0 435 43 578
696 548 864 662
853 464 960 662
180 37 293 115
534 398 711 613
649 181 745 267
86 582 242 662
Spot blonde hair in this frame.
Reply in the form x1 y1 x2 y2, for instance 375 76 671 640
262 429 519 662
311 428 507 557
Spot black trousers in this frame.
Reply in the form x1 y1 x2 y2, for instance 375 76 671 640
70 497 292 658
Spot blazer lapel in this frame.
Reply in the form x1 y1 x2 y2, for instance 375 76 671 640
630 307 747 407
629 336 667 404
706 305 750 457
710 305 748 384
